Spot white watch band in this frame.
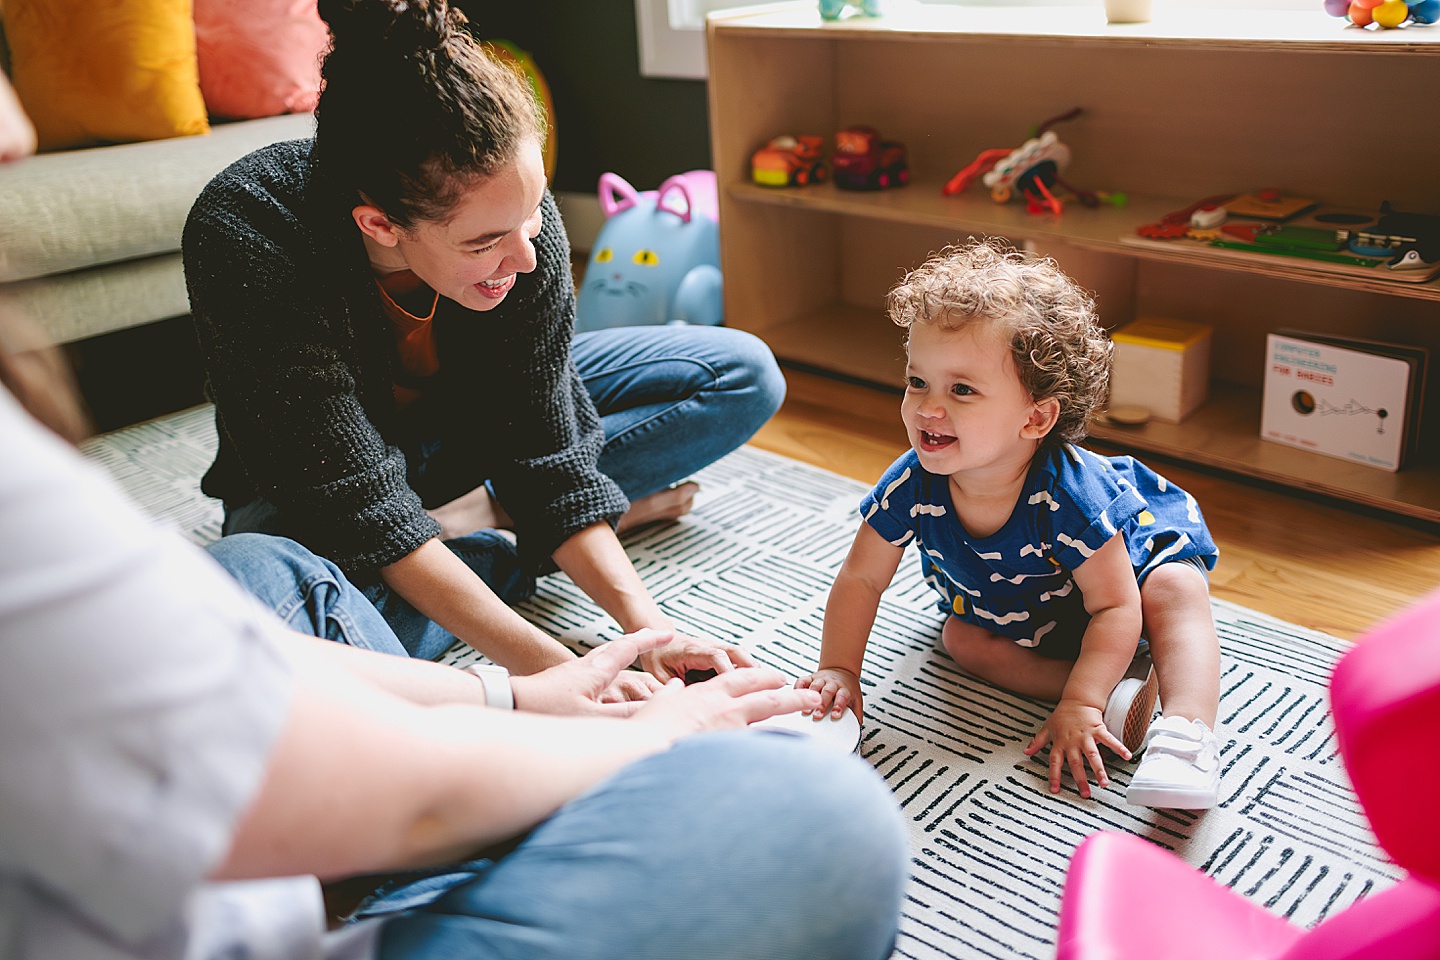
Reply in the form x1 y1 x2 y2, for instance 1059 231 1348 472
464 663 514 710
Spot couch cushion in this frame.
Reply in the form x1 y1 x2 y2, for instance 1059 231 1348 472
195 0 329 120
0 253 188 344
4 0 209 151
0 112 314 282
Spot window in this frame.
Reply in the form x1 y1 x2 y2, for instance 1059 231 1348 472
636 0 1321 79
635 0 754 79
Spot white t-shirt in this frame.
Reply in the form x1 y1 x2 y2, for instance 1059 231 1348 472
0 388 381 960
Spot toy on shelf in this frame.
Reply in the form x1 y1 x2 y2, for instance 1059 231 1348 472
1131 191 1440 280
942 108 1122 216
1323 0 1439 27
1350 202 1440 269
833 126 908 190
575 171 722 333
751 135 827 187
820 0 881 21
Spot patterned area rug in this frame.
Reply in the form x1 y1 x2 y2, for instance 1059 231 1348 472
85 406 1397 960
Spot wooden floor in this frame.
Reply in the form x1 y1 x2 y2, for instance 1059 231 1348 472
749 369 1440 642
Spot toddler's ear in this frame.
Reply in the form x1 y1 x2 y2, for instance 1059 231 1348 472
1022 397 1061 440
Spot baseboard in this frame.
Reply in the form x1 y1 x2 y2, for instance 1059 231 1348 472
555 191 603 255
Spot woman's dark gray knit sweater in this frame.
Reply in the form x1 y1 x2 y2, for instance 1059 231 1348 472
182 139 628 578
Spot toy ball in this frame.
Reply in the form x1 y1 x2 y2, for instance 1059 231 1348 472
1323 0 1350 13
575 171 723 333
1410 0 1440 22
1373 0 1411 25
1348 0 1376 24
1351 0 1385 9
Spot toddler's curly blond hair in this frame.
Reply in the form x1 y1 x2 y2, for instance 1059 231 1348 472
887 238 1112 447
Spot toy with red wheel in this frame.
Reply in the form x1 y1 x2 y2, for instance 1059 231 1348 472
833 126 908 191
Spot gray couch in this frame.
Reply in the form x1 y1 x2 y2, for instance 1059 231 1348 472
0 112 314 346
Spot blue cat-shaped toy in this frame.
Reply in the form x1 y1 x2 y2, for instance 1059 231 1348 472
575 170 723 332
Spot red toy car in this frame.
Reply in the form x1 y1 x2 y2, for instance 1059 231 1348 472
833 126 908 191
751 135 827 187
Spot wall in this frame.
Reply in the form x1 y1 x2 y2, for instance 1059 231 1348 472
462 0 713 196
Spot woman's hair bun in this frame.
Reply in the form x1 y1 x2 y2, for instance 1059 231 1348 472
317 0 461 54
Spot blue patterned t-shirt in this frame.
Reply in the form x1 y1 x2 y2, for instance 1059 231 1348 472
860 444 1218 653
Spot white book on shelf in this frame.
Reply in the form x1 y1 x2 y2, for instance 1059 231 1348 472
1260 333 1420 472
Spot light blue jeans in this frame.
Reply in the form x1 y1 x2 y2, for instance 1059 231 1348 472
202 537 908 959
370 730 907 960
217 324 786 661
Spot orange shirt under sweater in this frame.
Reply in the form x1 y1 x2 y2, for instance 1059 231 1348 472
375 269 440 410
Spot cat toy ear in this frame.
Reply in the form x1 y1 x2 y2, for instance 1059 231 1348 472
655 175 695 224
598 172 642 218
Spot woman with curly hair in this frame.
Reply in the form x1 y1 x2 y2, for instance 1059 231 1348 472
183 0 785 694
796 239 1224 810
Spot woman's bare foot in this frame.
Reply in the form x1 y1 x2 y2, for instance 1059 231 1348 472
618 481 699 534
428 483 513 540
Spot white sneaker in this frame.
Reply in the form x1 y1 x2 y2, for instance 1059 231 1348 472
1126 716 1221 809
1101 660 1159 755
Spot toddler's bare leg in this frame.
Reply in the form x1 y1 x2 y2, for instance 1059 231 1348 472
1140 563 1220 727
941 616 1072 700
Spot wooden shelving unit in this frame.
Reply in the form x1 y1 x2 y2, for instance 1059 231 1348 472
707 2 1440 523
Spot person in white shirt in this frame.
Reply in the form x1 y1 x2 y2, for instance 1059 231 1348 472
0 331 908 960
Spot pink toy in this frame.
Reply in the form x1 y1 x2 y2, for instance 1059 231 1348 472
1054 587 1440 960
597 169 719 223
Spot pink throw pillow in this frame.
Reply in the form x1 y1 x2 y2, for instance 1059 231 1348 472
194 0 329 119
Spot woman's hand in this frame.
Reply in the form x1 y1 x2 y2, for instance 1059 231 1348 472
632 666 821 735
509 628 670 716
637 629 757 683
1023 697 1128 799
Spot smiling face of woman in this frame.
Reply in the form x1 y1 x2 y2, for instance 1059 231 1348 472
359 137 548 313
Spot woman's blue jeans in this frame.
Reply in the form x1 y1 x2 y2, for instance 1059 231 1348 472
203 538 908 959
370 730 907 960
216 324 786 661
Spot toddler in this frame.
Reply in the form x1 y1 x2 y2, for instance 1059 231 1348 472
798 240 1223 809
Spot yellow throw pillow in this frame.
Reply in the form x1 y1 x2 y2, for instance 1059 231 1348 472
5 0 209 151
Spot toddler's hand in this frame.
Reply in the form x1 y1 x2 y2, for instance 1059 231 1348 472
794 667 863 722
1023 698 1128 799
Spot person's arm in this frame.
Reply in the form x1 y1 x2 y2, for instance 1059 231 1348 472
1023 530 1143 795
797 523 905 722
212 630 819 881
552 521 753 682
381 538 573 675
289 618 669 715
0 74 36 162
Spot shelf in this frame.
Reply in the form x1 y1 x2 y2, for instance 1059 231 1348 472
728 180 1440 303
708 4 1440 524
763 305 1440 524
762 301 908 386
1090 383 1440 524
712 2 1440 55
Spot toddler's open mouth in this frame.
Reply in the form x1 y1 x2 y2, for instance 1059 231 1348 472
919 429 955 450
